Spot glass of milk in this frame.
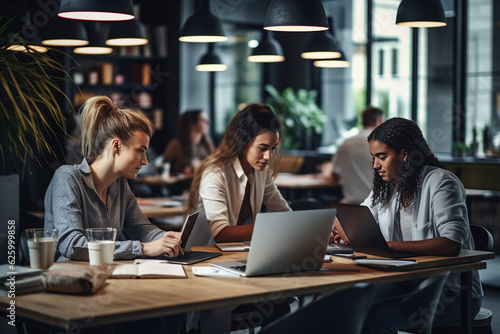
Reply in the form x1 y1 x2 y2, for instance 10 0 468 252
26 228 58 269
85 228 117 266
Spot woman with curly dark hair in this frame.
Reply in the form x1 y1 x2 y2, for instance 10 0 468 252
334 117 482 333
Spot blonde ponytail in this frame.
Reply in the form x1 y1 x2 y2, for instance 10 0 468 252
80 95 154 164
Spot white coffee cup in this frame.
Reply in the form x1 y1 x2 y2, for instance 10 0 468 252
85 228 117 266
26 228 58 269
161 162 171 180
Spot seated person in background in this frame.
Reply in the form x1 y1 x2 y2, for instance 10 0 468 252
163 109 214 176
44 96 183 262
331 106 384 204
332 117 482 333
187 103 291 244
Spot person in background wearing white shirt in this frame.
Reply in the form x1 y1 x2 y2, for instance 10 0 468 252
331 106 384 204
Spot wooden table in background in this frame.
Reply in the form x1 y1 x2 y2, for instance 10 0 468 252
134 174 193 187
136 197 187 218
274 173 341 200
0 248 493 334
29 197 186 220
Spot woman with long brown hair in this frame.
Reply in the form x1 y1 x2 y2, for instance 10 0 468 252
187 103 291 244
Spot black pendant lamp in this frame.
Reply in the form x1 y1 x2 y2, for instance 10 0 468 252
301 17 341 60
264 0 328 32
74 22 113 55
179 0 227 43
313 52 350 68
8 12 48 53
395 0 446 28
196 44 227 72
248 31 284 63
106 19 148 46
58 0 135 21
41 16 89 47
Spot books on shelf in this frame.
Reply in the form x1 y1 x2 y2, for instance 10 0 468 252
111 260 186 279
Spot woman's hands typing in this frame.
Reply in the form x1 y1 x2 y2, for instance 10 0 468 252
141 231 183 258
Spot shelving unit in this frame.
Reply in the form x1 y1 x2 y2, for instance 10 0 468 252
60 0 181 154
71 52 169 130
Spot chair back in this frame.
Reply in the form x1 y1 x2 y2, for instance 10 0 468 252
470 225 494 251
260 283 376 334
19 229 31 266
400 271 450 334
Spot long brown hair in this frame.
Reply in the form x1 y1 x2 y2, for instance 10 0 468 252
80 95 154 164
176 110 213 160
187 103 283 211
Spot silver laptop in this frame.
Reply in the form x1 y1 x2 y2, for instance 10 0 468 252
210 209 336 277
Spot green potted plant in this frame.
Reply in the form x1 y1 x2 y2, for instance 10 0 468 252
452 141 468 157
469 126 479 157
0 16 72 172
482 124 491 154
264 84 327 150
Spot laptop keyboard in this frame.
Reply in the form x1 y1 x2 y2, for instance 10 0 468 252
172 251 208 261
230 265 247 272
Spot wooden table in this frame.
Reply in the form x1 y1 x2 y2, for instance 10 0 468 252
133 174 193 197
134 174 193 187
0 248 493 334
136 197 187 218
29 198 187 220
274 173 341 200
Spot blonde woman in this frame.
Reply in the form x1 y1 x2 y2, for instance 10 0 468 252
44 96 182 262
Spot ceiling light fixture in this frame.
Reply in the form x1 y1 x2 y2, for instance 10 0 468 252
74 22 113 55
106 19 148 46
313 53 350 68
264 0 328 32
196 44 227 72
41 16 88 47
248 31 284 63
58 0 135 21
301 17 341 59
179 0 227 43
8 12 48 53
395 0 446 28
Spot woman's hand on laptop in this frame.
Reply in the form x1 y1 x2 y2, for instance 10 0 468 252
332 218 350 245
141 231 183 257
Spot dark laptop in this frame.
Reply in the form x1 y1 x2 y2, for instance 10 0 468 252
147 212 222 264
331 203 416 258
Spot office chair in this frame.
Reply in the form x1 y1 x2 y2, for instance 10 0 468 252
258 283 376 334
399 271 450 334
18 229 31 266
430 225 494 334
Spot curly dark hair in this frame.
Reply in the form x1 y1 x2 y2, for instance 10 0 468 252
367 117 443 208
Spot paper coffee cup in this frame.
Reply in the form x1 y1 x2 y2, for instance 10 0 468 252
85 228 117 265
26 228 58 269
